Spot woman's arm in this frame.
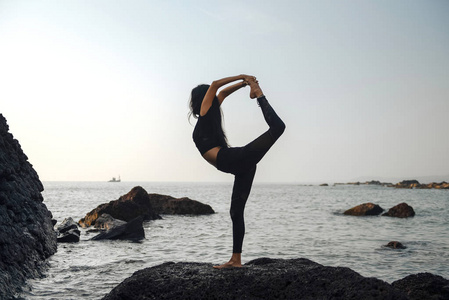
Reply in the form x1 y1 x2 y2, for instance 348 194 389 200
217 81 247 104
200 74 252 116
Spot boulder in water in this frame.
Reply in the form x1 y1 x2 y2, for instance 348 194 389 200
148 193 214 215
382 203 415 218
384 241 406 249
56 217 80 243
343 202 384 216
78 186 161 227
90 214 144 241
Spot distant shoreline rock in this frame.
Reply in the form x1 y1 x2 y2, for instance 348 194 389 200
331 179 448 189
393 180 449 189
101 257 448 300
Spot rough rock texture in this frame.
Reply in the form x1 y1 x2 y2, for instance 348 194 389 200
0 114 57 299
78 186 161 227
344 202 384 216
56 217 80 243
383 203 415 218
392 273 449 300
148 193 214 215
102 257 411 300
90 214 145 241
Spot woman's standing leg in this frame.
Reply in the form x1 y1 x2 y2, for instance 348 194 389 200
213 166 256 269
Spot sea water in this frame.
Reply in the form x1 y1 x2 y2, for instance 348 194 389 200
20 182 449 299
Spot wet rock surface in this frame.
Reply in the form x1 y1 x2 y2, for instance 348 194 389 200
102 257 416 300
90 214 145 241
78 186 161 227
344 202 384 216
148 193 214 215
56 217 80 243
0 114 57 299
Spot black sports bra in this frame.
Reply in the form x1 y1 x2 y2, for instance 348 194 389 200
192 97 227 155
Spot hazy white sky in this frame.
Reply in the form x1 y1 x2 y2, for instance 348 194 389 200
1 0 448 183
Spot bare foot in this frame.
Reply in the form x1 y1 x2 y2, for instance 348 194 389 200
248 79 264 99
213 261 242 269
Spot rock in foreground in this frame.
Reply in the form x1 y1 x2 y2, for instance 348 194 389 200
344 202 384 216
148 193 214 215
392 273 449 300
102 258 410 300
78 186 161 227
0 114 57 299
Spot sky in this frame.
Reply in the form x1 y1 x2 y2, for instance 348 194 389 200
1 0 448 183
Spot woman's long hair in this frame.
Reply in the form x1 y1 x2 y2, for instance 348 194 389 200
189 84 228 146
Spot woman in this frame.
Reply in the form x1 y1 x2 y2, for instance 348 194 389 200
189 75 285 268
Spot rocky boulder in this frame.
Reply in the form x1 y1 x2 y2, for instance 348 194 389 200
392 273 449 300
148 193 214 215
78 186 161 227
344 202 384 216
0 114 57 299
90 214 145 241
56 217 80 243
102 257 411 300
384 241 407 249
383 203 415 218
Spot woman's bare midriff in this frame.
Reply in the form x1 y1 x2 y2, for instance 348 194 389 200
202 146 221 167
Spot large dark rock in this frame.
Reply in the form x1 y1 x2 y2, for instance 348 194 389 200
383 203 415 218
0 114 57 299
392 273 449 300
148 193 214 215
102 257 410 300
78 186 161 227
344 202 384 216
90 214 145 241
56 217 80 243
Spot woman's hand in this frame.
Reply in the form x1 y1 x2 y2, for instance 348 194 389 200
241 75 256 82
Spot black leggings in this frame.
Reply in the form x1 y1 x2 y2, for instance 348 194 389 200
216 96 285 253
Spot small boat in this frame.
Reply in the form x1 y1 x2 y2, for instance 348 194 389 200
108 175 121 182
